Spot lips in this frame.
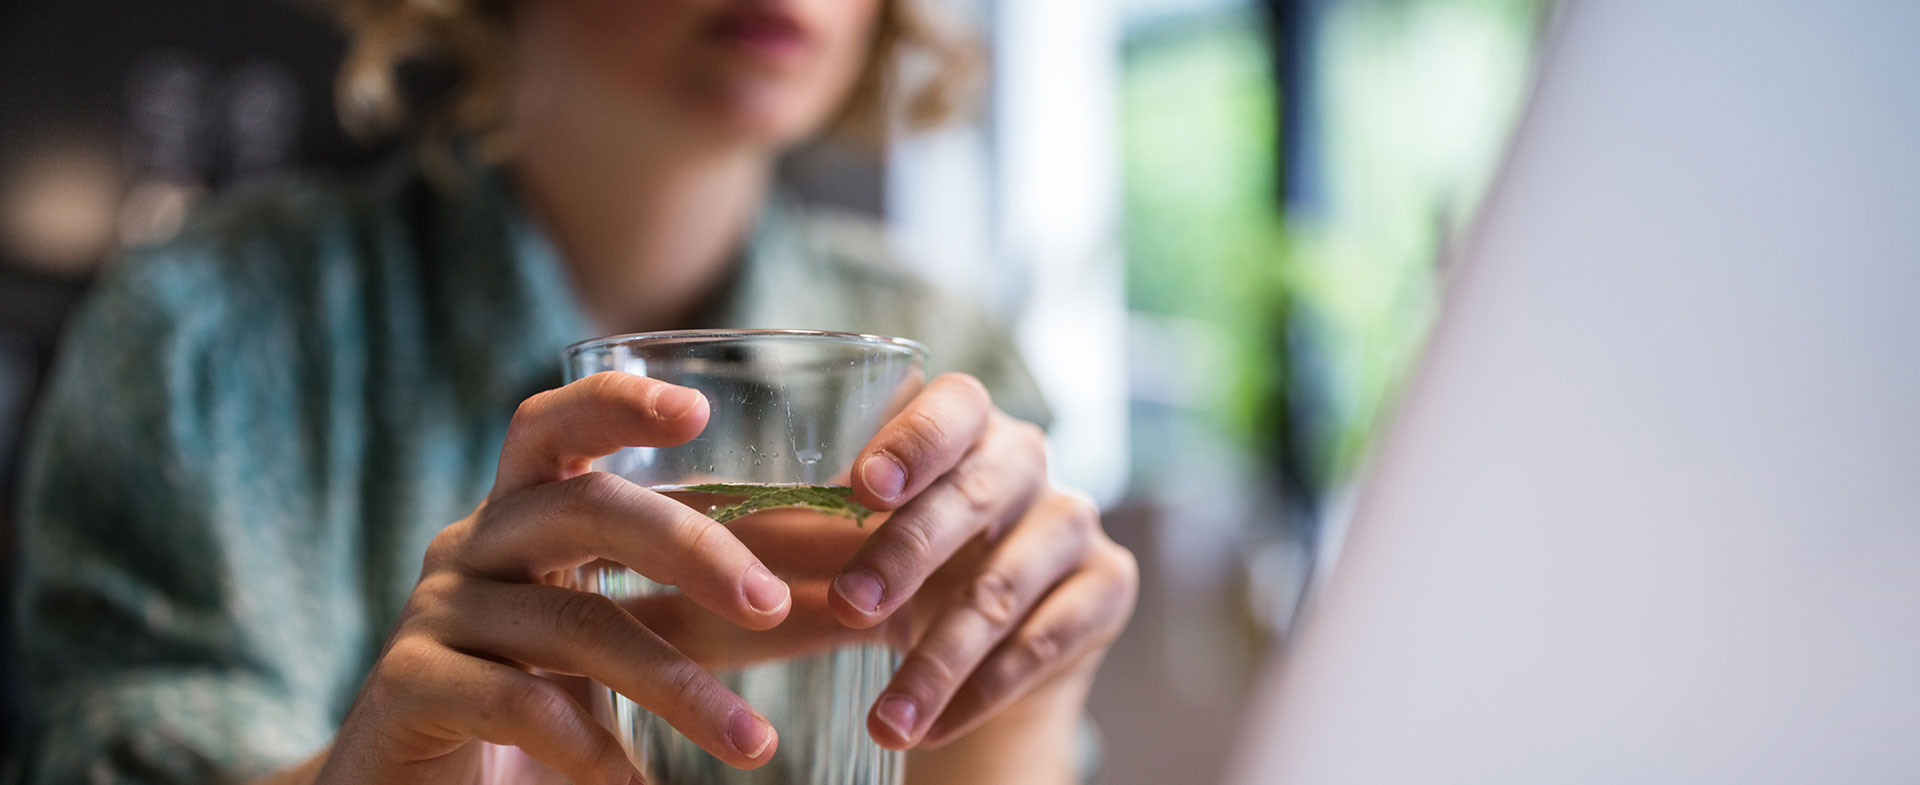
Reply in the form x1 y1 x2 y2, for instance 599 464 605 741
706 6 812 64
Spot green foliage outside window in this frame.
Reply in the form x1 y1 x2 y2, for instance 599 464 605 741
1123 0 1552 497
1123 13 1294 475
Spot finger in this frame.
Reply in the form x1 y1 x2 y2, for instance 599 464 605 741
723 506 878 580
446 472 791 631
851 373 995 510
612 579 900 670
492 371 709 499
919 541 1138 748
423 581 780 769
373 637 638 785
831 415 1048 627
863 493 1098 748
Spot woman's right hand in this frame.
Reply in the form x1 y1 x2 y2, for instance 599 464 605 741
314 372 793 785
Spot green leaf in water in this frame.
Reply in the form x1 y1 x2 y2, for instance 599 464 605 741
681 483 874 527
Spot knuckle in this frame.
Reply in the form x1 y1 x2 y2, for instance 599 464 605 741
947 462 1000 519
577 370 631 401
503 389 560 458
421 522 467 572
887 518 939 568
1016 619 1078 669
1107 541 1141 585
970 652 1028 708
642 379 687 421
562 471 630 512
666 515 733 587
505 391 561 449
1011 418 1048 454
913 645 968 692
556 473 632 556
498 676 574 728
593 372 669 420
1056 492 1102 537
963 661 1016 709
410 570 463 611
504 391 562 466
965 570 1023 629
682 515 730 561
512 388 557 425
895 409 951 463
581 730 632 785
1015 421 1051 474
1086 531 1139 583
553 590 621 643
377 635 444 691
656 661 716 718
939 373 993 409
1108 547 1143 616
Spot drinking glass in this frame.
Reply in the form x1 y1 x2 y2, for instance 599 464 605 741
564 329 927 785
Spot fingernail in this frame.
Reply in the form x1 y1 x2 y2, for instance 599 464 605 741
656 386 704 419
728 710 774 759
743 564 790 615
876 695 918 741
862 453 907 502
833 569 884 615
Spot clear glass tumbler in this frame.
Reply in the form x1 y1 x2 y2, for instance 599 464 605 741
563 330 927 785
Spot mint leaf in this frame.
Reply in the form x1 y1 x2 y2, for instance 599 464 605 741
681 483 874 527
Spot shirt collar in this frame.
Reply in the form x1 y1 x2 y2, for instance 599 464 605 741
707 188 858 331
422 158 833 410
425 159 593 410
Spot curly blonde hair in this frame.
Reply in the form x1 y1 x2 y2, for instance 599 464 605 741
326 0 980 159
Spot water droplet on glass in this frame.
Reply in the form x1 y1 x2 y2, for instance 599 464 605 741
797 447 823 465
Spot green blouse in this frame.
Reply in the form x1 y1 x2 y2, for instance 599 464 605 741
10 157 1047 783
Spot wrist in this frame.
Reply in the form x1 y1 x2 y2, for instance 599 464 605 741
245 746 331 785
982 668 1093 743
907 669 1096 785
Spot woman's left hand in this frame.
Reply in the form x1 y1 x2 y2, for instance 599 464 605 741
832 373 1139 750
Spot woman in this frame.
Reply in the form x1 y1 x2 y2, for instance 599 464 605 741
10 0 1137 783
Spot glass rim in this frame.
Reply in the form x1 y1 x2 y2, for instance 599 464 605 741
563 328 929 362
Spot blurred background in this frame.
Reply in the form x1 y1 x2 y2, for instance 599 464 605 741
0 0 1554 781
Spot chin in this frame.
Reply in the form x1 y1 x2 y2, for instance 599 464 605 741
689 95 831 151
672 62 845 151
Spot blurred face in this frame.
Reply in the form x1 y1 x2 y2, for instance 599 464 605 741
520 0 886 150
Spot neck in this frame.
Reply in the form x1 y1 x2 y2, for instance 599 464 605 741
514 142 771 336
508 43 774 335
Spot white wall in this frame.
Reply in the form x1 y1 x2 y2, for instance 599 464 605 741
889 0 1130 505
